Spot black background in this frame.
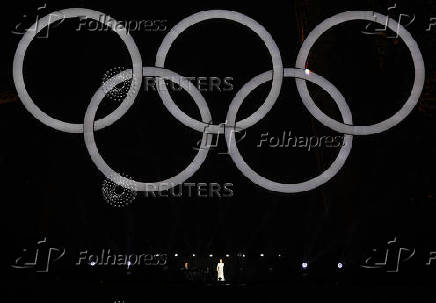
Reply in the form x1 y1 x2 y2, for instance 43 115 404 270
1 0 436 302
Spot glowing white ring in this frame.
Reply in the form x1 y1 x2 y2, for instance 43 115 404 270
155 10 283 134
295 11 425 135
84 67 212 191
225 68 353 193
13 8 143 133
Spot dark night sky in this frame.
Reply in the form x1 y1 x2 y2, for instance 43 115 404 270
1 0 436 300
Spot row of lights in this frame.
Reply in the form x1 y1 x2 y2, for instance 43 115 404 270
173 254 344 269
208 254 233 258
174 253 280 257
90 260 344 270
90 260 343 270
301 262 343 269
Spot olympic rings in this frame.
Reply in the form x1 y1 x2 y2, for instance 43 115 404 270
225 68 353 193
13 8 143 133
13 8 425 194
84 67 212 192
295 11 425 135
155 10 283 134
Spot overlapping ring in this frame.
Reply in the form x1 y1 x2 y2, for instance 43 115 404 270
13 8 425 193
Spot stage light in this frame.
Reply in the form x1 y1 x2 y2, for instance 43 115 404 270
90 261 96 266
260 253 264 257
209 254 213 257
174 253 178 257
302 262 308 269
278 254 281 257
226 254 230 257
192 254 196 257
337 262 343 269
242 254 246 258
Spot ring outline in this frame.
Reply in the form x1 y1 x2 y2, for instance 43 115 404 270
13 8 143 133
295 11 425 135
225 68 353 193
84 67 212 191
155 10 283 134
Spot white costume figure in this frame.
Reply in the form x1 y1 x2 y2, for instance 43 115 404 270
217 259 225 281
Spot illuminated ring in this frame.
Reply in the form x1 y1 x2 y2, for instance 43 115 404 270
13 8 143 133
84 67 212 191
225 68 353 193
155 10 283 134
295 11 425 135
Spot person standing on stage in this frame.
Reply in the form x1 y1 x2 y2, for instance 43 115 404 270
217 258 225 281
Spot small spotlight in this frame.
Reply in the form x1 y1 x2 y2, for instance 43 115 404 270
209 254 213 257
302 262 308 269
305 69 310 76
226 254 230 258
337 262 343 269
278 254 281 257
192 254 196 257
174 253 178 257
90 261 96 266
242 254 246 258
260 253 264 257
